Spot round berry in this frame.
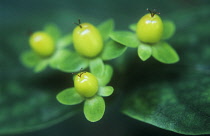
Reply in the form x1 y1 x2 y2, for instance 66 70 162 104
74 72 99 97
29 32 55 57
73 23 103 58
136 9 163 44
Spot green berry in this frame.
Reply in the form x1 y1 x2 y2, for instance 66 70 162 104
29 32 55 57
74 72 99 97
136 9 163 44
73 23 103 58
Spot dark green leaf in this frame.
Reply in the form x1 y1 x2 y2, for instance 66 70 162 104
101 40 127 60
129 23 137 32
122 71 210 135
162 20 176 40
98 86 114 97
138 43 152 61
84 96 105 122
98 19 114 40
0 80 77 135
110 31 139 48
55 51 89 73
152 42 179 64
56 88 84 105
89 58 105 78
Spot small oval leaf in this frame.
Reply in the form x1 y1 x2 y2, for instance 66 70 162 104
152 42 180 64
56 51 89 73
56 88 84 105
138 43 152 61
129 23 137 32
34 60 48 73
110 31 139 48
98 86 114 97
162 20 176 40
97 19 114 40
49 50 68 68
20 51 41 68
101 40 127 60
84 96 105 122
44 24 61 42
98 65 113 86
89 58 105 78
57 34 72 49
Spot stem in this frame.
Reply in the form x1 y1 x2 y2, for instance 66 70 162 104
147 8 160 17
74 19 82 28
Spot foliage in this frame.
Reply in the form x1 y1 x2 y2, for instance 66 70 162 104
3 7 208 135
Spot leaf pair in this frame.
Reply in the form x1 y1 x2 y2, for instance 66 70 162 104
90 58 113 86
138 41 179 64
98 20 128 60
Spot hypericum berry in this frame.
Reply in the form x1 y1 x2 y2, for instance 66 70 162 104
73 20 103 58
136 9 163 44
74 72 99 97
29 32 55 57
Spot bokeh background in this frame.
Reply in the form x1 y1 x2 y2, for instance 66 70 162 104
1 0 210 136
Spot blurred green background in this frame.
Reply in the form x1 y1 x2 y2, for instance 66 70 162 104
1 0 210 136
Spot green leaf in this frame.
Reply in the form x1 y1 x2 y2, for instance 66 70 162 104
20 51 41 68
56 88 84 105
101 40 127 60
44 23 61 42
34 60 48 73
89 58 105 78
98 19 114 40
129 23 137 32
84 96 105 122
138 43 152 61
89 62 113 86
49 50 71 69
20 51 49 72
152 42 179 64
55 51 89 73
98 65 113 86
162 20 176 40
110 31 139 48
57 33 72 49
122 72 210 135
98 86 114 97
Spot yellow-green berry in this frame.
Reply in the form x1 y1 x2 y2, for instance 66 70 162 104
73 23 103 58
136 9 163 44
74 72 99 97
29 32 55 57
